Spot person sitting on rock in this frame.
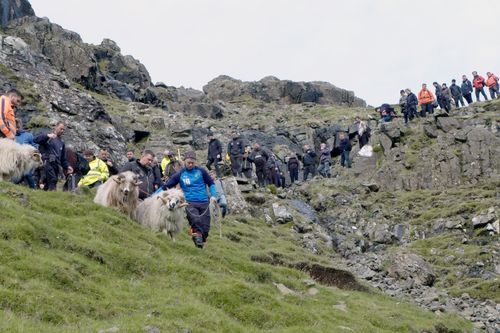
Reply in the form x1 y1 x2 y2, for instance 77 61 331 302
377 103 396 123
78 150 109 189
317 143 332 178
338 132 352 168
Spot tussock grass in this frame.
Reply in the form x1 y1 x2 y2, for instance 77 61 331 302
0 183 470 332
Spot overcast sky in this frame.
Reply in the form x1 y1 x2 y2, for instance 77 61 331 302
29 0 499 106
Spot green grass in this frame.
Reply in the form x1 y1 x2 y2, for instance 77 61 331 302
0 183 471 332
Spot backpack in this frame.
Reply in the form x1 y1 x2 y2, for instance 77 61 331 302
253 153 266 168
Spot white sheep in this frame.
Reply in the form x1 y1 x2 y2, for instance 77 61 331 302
0 138 42 182
134 188 188 241
93 171 142 217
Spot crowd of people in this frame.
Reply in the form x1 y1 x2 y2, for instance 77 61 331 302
1 68 496 247
377 71 499 125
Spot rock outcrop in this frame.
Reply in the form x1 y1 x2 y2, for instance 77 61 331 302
0 0 34 27
203 75 366 107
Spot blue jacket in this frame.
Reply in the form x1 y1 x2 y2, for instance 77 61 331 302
15 130 38 148
461 79 473 95
163 166 217 203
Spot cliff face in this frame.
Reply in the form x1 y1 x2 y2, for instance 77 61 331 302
0 0 34 27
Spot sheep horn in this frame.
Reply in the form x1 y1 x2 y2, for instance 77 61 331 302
179 202 189 208
157 196 168 205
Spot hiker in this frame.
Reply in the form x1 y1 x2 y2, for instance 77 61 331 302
163 151 182 180
317 143 332 178
399 90 407 114
99 149 119 175
121 150 157 200
287 152 300 184
34 121 73 191
450 79 465 108
302 144 317 181
248 143 269 187
126 150 135 162
206 132 223 177
63 147 89 192
404 89 419 123
13 118 37 188
441 83 452 113
78 150 109 189
241 145 253 179
209 169 228 218
433 82 445 110
486 72 500 99
355 117 371 147
418 83 435 117
338 132 352 168
0 89 22 140
377 103 396 123
162 151 218 249
266 153 281 187
461 75 474 105
472 71 488 102
227 130 244 177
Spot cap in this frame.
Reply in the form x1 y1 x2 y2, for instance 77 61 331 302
183 151 197 160
377 103 391 112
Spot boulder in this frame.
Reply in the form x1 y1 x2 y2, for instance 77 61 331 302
387 252 435 287
472 207 497 228
436 117 461 133
220 177 249 215
272 203 293 224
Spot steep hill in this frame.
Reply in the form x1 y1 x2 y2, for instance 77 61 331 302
0 183 469 332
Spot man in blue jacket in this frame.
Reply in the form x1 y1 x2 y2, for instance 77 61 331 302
162 151 218 249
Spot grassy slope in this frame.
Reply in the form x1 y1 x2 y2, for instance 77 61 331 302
0 183 470 333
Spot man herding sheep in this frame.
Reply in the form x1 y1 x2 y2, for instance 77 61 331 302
161 151 218 249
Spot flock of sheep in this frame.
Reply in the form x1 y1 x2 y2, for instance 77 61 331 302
0 138 188 241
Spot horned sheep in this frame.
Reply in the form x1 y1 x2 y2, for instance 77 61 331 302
93 171 142 217
134 188 188 241
0 138 42 182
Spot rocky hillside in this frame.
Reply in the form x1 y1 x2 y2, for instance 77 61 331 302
0 2 499 332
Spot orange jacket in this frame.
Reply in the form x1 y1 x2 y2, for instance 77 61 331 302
472 75 485 89
0 95 16 139
418 89 435 105
486 73 499 88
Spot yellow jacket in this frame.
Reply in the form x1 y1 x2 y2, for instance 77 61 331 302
161 156 171 172
78 158 109 187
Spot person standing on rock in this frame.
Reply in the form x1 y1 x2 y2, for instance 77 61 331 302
287 152 300 184
302 144 317 181
404 89 419 123
248 143 269 187
206 132 223 177
461 75 474 105
317 143 332 178
432 82 445 110
241 145 253 179
34 121 73 191
485 72 499 99
450 79 465 108
338 132 352 168
399 90 407 114
472 71 488 102
418 83 435 117
0 89 22 140
441 83 452 113
162 151 218 249
227 130 244 177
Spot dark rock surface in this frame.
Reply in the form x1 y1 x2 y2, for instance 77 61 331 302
0 0 34 27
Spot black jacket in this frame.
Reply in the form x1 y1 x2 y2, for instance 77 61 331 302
406 93 418 108
227 138 244 157
121 160 156 199
338 138 352 152
287 157 299 170
450 84 462 98
302 149 316 166
461 79 473 95
34 132 69 169
207 138 222 159
249 149 269 169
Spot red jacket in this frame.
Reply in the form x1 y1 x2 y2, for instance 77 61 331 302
486 73 499 88
473 75 485 89
0 95 16 139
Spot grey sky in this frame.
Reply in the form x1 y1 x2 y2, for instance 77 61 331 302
29 0 499 106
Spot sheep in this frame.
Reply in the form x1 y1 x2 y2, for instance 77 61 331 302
0 138 42 182
93 171 142 217
134 188 188 241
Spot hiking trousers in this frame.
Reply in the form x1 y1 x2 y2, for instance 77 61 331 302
43 161 60 191
475 87 488 102
186 202 211 241
303 165 316 181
